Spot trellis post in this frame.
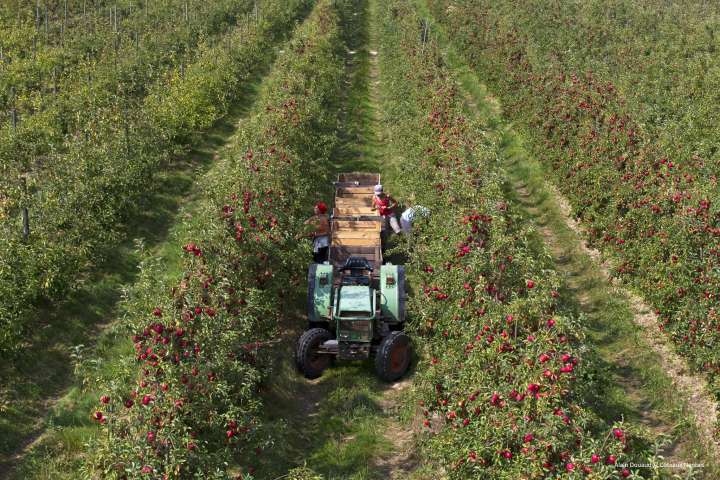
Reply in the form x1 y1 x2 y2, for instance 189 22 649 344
21 175 29 241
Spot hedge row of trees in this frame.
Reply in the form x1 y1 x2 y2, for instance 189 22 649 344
0 0 311 357
82 0 363 477
427 0 720 402
378 1 659 477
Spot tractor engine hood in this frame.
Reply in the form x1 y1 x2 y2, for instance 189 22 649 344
335 285 374 319
335 285 374 344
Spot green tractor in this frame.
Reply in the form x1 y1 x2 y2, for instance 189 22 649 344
295 173 411 381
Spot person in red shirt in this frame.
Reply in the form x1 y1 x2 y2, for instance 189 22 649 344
371 185 401 234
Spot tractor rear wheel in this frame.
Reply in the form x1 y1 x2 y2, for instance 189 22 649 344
296 328 333 379
374 331 411 382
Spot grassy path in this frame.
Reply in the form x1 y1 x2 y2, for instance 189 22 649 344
0 47 289 480
416 1 720 477
249 1 425 479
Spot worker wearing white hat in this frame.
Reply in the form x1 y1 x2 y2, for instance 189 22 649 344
371 184 401 234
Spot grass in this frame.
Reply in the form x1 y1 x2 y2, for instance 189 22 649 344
414 1 719 477
252 339 397 479
0 146 212 460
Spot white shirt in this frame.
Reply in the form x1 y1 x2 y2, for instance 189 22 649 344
400 206 429 233
401 205 429 222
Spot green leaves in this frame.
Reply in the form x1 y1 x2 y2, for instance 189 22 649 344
0 0 308 358
429 0 720 403
86 1 356 477
376 1 656 477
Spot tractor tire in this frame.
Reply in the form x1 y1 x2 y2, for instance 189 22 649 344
374 331 411 382
296 328 333 379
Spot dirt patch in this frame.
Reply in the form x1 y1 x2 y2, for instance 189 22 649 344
373 379 418 480
297 377 326 419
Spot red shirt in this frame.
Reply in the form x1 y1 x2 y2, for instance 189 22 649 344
372 195 394 216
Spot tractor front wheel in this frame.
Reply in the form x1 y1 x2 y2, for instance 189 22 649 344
374 331 411 382
296 328 333 379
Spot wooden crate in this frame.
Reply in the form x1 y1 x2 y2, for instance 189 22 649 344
330 173 383 271
329 246 382 271
333 206 376 216
332 229 380 245
337 186 375 196
334 220 381 231
335 196 373 207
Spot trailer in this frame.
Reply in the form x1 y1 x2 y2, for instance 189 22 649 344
295 173 410 381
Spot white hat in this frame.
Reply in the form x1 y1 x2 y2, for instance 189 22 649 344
373 184 383 195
